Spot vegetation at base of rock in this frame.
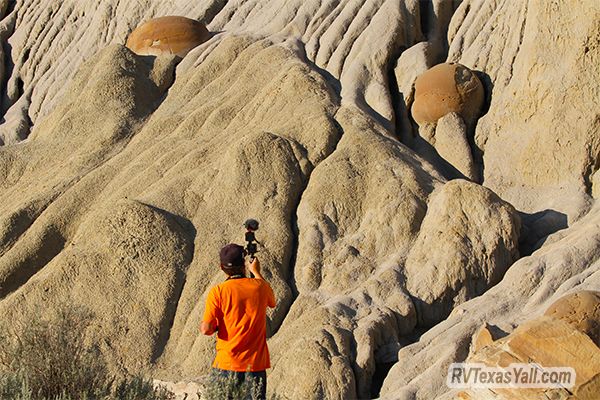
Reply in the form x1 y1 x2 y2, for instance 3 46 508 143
0 304 172 400
202 372 261 400
0 0 598 398
200 370 282 400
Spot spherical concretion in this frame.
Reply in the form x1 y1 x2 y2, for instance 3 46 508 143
544 290 600 345
125 16 210 58
411 62 484 126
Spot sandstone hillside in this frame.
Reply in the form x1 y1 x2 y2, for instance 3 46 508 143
0 1 599 399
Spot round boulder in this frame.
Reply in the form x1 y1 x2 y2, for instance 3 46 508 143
544 290 600 345
411 62 484 126
126 16 210 58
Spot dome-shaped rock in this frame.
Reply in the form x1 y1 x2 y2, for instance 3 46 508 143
411 62 484 126
125 16 210 58
405 179 520 327
544 290 600 345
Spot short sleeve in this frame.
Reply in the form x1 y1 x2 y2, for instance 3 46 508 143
264 282 276 308
202 286 221 325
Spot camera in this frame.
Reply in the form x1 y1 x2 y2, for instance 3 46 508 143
243 219 260 260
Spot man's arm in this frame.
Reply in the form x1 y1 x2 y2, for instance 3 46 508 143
248 257 266 280
248 257 276 308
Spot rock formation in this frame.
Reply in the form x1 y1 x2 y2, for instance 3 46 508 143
405 179 521 327
458 299 600 400
154 379 203 400
544 290 600 346
411 62 484 126
380 203 600 399
126 16 211 58
269 107 440 399
407 62 484 182
433 112 478 180
0 0 598 399
448 0 600 229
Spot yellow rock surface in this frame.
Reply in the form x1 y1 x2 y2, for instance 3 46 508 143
544 290 600 346
466 316 600 399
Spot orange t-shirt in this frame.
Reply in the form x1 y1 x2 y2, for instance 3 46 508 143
202 278 276 372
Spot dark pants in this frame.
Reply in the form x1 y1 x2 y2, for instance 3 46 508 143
212 369 267 400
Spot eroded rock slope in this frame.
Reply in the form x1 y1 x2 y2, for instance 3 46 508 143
0 0 599 399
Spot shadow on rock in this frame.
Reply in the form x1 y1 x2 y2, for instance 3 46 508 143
519 209 568 256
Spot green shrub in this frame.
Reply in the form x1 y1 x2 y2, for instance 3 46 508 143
0 303 172 400
0 372 32 400
202 371 263 400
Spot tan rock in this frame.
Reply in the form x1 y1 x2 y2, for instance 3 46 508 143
0 95 30 146
154 378 202 400
2 199 194 373
393 0 464 112
307 0 422 133
507 317 600 386
456 391 472 400
433 112 478 181
405 179 520 327
0 36 342 396
448 0 600 224
394 42 437 106
576 374 600 400
393 41 438 146
294 107 443 296
411 62 484 126
0 2 599 400
380 203 600 400
464 316 600 400
269 107 441 399
0 44 176 299
544 290 600 346
0 0 424 141
471 323 495 353
126 16 211 58
591 170 600 199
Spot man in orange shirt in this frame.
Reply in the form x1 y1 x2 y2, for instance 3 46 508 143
201 243 276 399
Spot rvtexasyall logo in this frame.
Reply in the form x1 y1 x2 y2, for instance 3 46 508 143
447 363 576 389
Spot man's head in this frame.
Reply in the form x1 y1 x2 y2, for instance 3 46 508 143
219 243 245 276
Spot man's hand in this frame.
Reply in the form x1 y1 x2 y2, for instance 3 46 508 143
248 257 265 280
200 321 217 335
